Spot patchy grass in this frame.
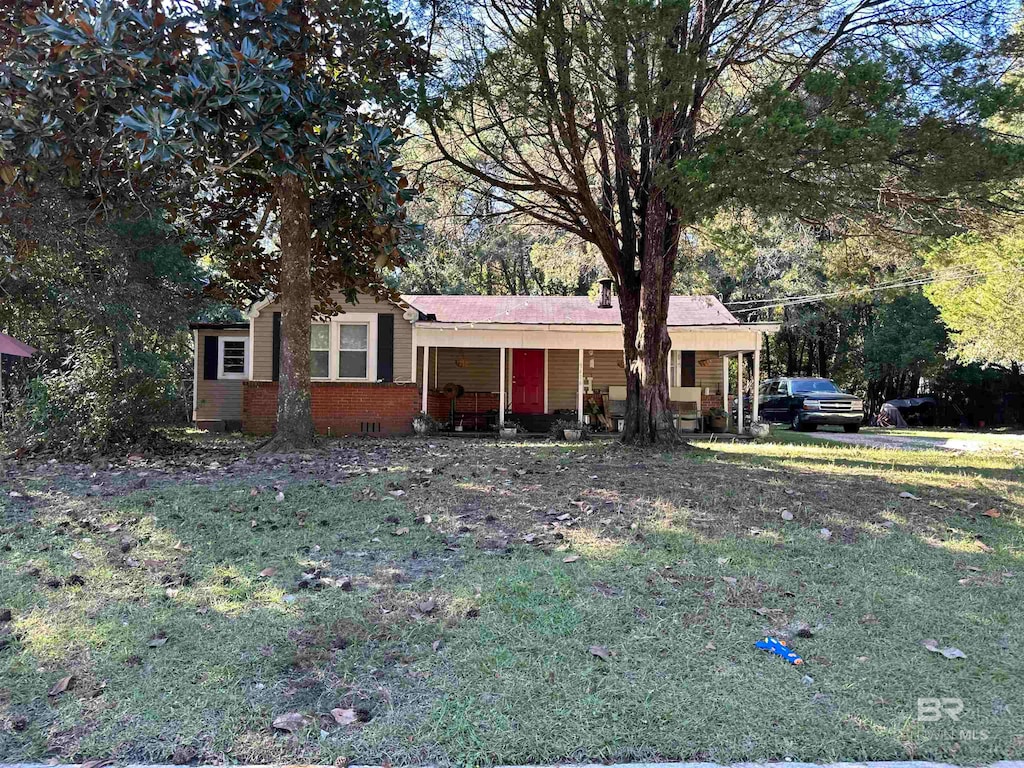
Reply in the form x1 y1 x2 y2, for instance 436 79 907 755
0 433 1021 765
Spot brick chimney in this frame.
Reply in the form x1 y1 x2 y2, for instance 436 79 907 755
598 278 613 309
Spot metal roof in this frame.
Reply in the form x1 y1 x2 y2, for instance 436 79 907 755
400 295 739 326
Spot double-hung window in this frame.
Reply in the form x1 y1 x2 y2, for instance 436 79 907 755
219 338 248 379
309 316 376 381
338 324 368 379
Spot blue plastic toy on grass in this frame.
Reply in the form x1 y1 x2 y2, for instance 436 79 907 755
755 636 803 665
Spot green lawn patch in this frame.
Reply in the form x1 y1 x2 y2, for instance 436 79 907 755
1 434 1021 765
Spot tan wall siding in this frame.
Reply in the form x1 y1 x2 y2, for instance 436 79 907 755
695 352 723 391
252 311 273 381
547 349 578 411
251 293 412 383
195 329 248 421
417 347 503 392
584 349 627 390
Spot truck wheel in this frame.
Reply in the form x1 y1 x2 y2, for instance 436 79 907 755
844 424 861 434
792 415 813 432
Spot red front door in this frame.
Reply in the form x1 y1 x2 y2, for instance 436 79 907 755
512 349 544 414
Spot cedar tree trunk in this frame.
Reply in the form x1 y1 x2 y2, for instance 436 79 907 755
619 185 681 445
264 172 315 450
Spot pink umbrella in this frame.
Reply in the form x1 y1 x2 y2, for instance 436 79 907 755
0 333 34 424
0 333 35 358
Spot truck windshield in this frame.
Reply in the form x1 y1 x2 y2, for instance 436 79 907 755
791 380 839 393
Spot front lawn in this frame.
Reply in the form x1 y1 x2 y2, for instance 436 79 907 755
1 432 1021 765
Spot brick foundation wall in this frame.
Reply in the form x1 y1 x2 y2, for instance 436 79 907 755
243 381 421 436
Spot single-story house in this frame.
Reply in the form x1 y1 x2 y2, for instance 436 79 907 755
190 285 778 435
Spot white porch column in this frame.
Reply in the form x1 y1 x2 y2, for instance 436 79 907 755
752 345 761 423
499 347 506 426
737 352 745 434
722 355 730 431
543 349 549 414
577 348 584 422
421 346 429 414
410 327 417 384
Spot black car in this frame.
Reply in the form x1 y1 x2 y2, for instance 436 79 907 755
758 377 864 432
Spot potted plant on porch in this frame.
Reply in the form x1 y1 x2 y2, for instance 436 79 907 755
499 419 520 438
707 407 728 433
412 412 439 436
550 418 587 442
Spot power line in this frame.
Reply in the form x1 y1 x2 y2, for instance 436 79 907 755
725 265 979 308
724 266 992 313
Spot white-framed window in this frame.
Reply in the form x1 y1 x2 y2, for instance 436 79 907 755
339 323 369 379
309 314 377 381
219 337 248 379
310 324 331 379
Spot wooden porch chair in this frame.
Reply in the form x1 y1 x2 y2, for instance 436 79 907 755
669 386 703 431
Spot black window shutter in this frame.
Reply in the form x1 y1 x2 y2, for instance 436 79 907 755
682 351 696 387
203 335 219 380
377 314 394 382
271 312 281 382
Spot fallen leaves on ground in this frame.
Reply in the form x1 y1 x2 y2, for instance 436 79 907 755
272 712 306 732
330 708 358 726
416 599 436 614
589 645 611 661
48 675 73 696
921 638 966 660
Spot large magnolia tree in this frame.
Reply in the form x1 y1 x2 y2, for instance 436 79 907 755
1 0 429 449
428 0 1024 443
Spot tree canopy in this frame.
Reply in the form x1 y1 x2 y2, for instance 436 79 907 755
424 0 1024 442
925 228 1024 367
2 0 431 447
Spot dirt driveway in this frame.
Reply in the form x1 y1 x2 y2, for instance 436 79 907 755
806 429 1024 452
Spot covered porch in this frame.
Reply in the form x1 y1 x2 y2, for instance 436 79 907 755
412 322 774 434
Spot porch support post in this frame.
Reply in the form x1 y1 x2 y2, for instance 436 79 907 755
499 347 506 426
752 344 761 423
421 346 430 414
410 327 417 384
737 352 745 434
543 349 549 414
577 348 584 422
722 355 730 432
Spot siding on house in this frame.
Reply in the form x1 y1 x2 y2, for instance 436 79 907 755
696 352 724 391
251 292 413 383
547 349 579 411
417 347 503 392
194 328 248 423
